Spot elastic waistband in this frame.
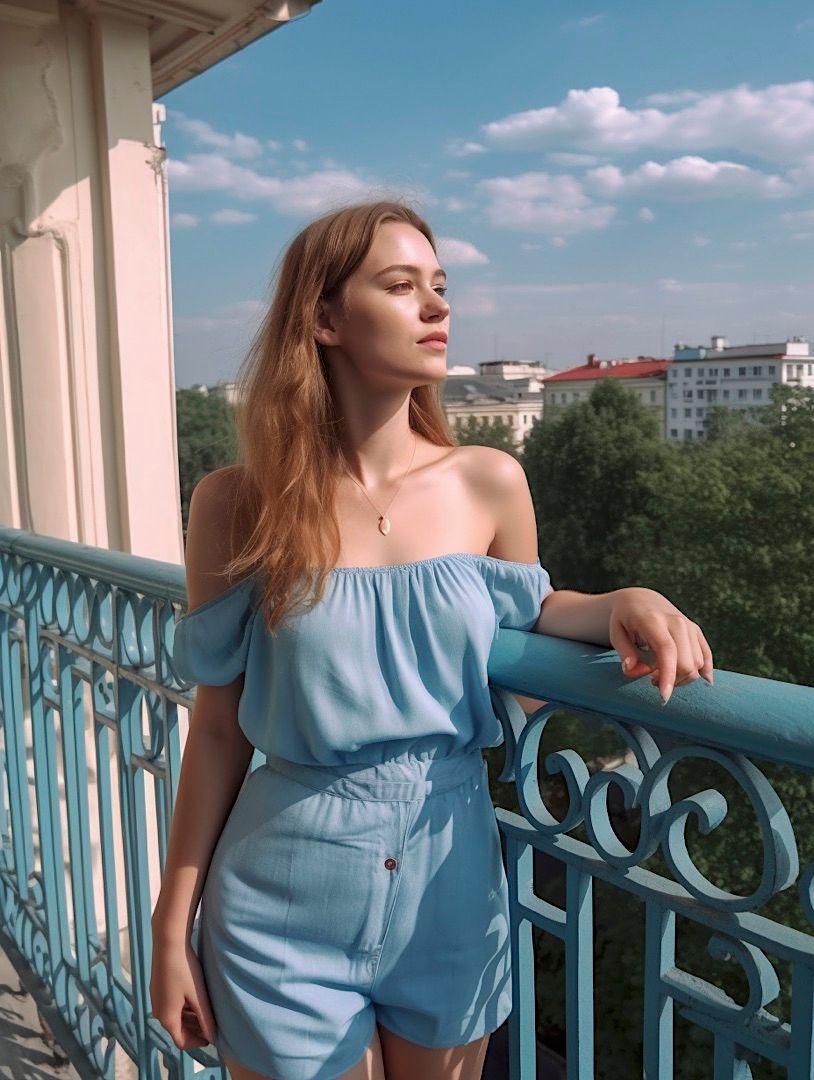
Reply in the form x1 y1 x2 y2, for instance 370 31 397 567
262 750 485 802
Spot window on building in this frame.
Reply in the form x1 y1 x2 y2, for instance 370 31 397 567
670 428 679 438
808 364 813 375
738 367 746 376
683 430 693 440
649 390 656 402
738 389 748 399
696 407 704 417
723 389 730 400
753 388 762 399
723 367 730 376
561 393 567 403
752 366 762 376
670 407 677 418
683 389 693 400
684 407 691 418
768 366 775 376
709 367 718 376
798 364 805 376
684 368 692 377
697 389 704 400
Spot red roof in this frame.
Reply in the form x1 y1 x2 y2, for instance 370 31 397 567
546 358 672 382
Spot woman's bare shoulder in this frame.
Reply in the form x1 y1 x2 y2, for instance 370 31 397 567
185 465 255 611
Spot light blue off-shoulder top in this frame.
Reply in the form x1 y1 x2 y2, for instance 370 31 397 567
172 552 554 766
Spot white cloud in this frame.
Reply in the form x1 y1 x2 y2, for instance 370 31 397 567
692 234 711 246
658 278 686 292
267 138 282 151
481 81 814 164
547 151 601 166
446 139 487 158
443 197 471 212
550 237 567 247
521 241 543 250
170 112 263 159
477 171 616 235
210 208 258 225
167 154 381 214
638 206 656 221
449 286 497 318
780 208 814 228
565 13 606 28
436 237 489 266
174 299 265 332
171 212 199 228
642 90 703 107
292 138 309 152
586 156 791 199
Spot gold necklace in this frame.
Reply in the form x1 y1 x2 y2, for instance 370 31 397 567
343 431 418 535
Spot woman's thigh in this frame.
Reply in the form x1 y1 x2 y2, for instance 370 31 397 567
220 1025 385 1080
377 1026 490 1080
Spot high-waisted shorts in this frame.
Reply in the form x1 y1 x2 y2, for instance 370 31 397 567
190 748 512 1080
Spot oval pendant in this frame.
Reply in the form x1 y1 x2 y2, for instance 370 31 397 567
378 515 391 536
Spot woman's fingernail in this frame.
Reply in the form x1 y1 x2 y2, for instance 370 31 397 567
622 656 632 672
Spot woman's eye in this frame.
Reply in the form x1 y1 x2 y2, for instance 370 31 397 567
388 282 448 297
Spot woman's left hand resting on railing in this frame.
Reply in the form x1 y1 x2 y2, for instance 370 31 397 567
534 586 714 705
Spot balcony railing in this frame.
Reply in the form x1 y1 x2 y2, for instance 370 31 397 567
1 526 813 1079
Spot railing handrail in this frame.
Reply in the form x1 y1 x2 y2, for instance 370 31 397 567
0 526 187 604
488 611 814 774
4 526 812 772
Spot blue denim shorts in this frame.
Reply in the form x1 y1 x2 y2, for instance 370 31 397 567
191 749 512 1080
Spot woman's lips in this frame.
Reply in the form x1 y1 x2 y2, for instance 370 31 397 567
418 340 447 350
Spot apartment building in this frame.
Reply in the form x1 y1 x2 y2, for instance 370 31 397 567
666 335 814 441
443 360 549 449
543 354 671 426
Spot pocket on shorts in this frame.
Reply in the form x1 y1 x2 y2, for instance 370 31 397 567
206 766 389 954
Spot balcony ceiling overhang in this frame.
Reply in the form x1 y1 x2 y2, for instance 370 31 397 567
63 0 323 97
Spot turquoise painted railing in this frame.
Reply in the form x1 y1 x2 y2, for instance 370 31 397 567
1 526 813 1079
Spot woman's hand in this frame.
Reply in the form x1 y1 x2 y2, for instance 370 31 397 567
608 586 714 704
149 935 218 1052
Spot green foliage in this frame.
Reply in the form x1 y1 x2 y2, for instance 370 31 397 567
504 384 814 1075
175 389 239 532
452 414 518 454
523 379 671 592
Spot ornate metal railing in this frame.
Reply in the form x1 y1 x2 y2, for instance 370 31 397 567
488 632 814 1079
1 526 812 1079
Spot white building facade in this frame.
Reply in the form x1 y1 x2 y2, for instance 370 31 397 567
666 335 814 441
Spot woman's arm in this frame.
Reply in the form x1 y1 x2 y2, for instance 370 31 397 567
481 449 714 706
151 469 255 944
534 586 714 704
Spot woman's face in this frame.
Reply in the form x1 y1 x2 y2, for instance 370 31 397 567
316 221 450 389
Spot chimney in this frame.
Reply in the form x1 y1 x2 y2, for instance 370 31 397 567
587 353 598 367
710 335 727 351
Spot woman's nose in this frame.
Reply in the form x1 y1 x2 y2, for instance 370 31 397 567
425 292 449 318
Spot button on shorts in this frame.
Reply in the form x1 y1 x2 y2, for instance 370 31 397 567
190 749 512 1080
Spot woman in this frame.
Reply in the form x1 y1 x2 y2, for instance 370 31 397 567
150 199 713 1080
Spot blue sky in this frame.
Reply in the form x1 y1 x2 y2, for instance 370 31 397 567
161 0 814 388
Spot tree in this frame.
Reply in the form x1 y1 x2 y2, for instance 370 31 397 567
522 378 671 593
176 389 239 532
452 414 518 454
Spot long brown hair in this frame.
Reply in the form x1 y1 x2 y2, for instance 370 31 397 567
224 198 458 635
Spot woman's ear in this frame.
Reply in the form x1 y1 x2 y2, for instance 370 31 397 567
314 296 341 348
